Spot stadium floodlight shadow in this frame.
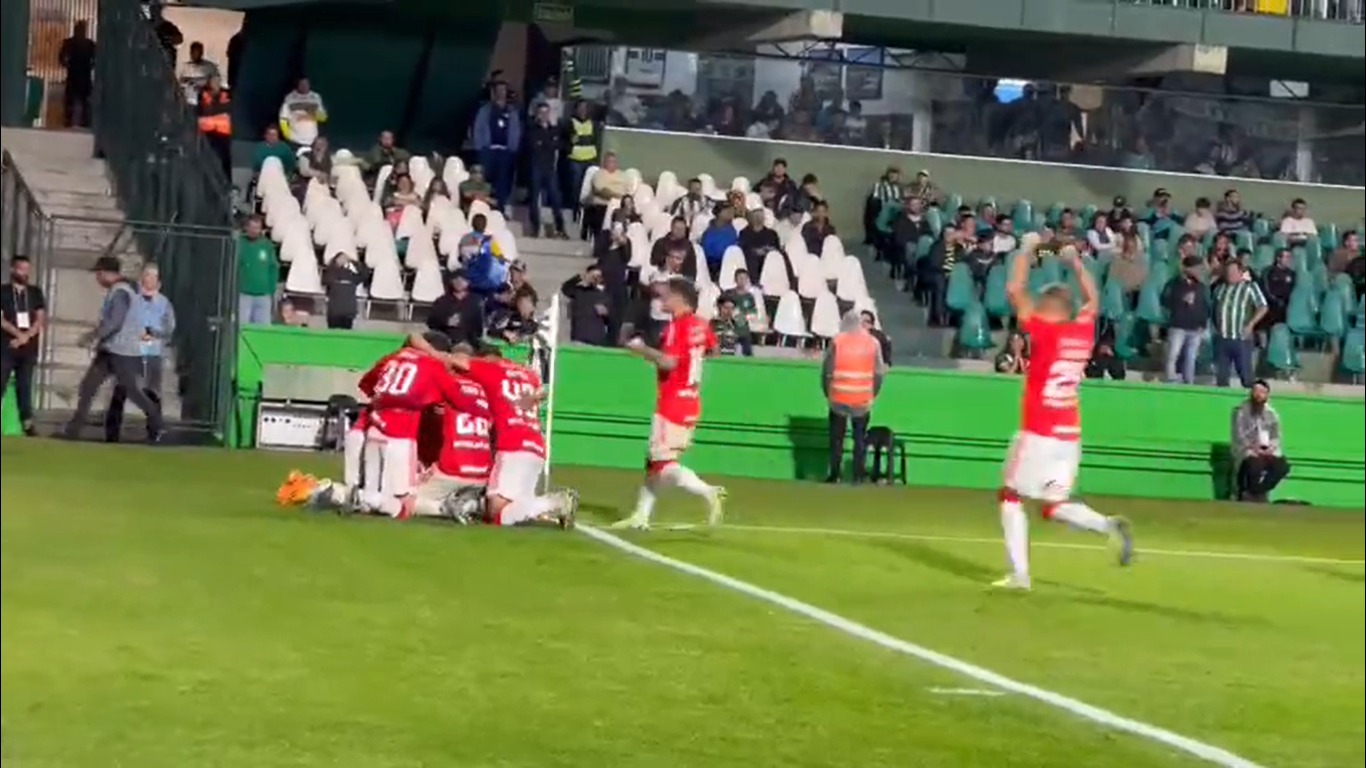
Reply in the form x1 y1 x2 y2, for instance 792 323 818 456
1301 565 1366 585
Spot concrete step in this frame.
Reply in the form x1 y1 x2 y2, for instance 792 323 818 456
39 359 183 420
47 267 115 324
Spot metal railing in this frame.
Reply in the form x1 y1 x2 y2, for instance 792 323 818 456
1115 0 1364 24
587 46 1365 187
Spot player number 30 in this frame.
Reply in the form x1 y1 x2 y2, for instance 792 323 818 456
374 360 419 396
1041 360 1085 404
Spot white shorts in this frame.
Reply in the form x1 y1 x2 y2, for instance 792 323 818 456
1002 431 1081 503
489 451 545 502
648 414 695 464
364 428 418 498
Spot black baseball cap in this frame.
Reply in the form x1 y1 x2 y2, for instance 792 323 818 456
91 256 121 273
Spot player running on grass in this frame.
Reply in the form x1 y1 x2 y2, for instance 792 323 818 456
995 233 1134 591
610 277 726 531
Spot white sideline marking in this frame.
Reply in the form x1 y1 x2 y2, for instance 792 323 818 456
722 523 1366 567
579 523 1266 768
928 687 1006 697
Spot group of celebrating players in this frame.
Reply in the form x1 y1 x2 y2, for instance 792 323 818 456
276 276 726 533
278 235 1134 591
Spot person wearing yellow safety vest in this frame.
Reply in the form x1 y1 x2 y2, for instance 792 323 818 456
196 73 233 178
561 99 600 224
822 311 887 484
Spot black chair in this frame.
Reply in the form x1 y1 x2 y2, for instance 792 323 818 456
323 394 360 452
866 426 907 484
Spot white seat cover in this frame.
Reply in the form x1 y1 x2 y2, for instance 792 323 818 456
718 246 745 290
696 284 721 320
468 199 493 222
835 256 869 302
819 235 846 281
280 227 313 265
627 226 650 269
691 244 712 290
410 258 444 303
810 291 841 339
759 251 791 297
730 176 751 193
372 165 394 204
484 209 508 233
404 229 439 270
689 213 712 241
772 291 808 337
368 256 405 301
284 251 323 295
796 259 827 299
395 205 426 241
491 228 519 264
578 165 600 204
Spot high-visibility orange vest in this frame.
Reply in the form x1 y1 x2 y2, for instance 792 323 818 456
829 330 878 409
197 89 231 136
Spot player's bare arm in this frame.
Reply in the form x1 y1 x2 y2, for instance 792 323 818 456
1060 244 1099 319
1007 232 1041 321
626 337 677 371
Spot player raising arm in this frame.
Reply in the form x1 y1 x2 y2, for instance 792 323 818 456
611 277 725 531
995 234 1132 591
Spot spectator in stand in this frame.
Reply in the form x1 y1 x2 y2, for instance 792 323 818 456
149 4 183 65
622 274 672 348
991 216 1018 255
237 216 278 325
1232 381 1291 503
1278 198 1317 245
905 170 941 207
1085 333 1126 381
669 178 708 225
359 130 410 185
384 173 421 216
1185 197 1218 239
1 255 46 436
711 295 753 357
801 201 836 256
427 271 484 346
58 20 95 128
295 135 333 193
761 159 800 209
472 81 521 211
1215 189 1252 233
1056 208 1081 239
889 196 930 290
644 244 688 286
177 41 219 102
1259 247 1296 331
561 263 612 346
252 125 294 176
1211 261 1267 389
456 213 492 265
753 90 784 127
564 99 601 223
489 292 541 344
729 270 765 333
737 208 780 277
321 252 364 330
700 207 739 282
712 103 745 137
584 152 627 239
507 260 537 306
1145 188 1179 237
1086 211 1118 260
278 76 328 148
995 331 1029 375
195 73 232 178
1328 232 1361 279
526 101 568 239
226 29 243 89
104 264 175 443
651 217 694 274
422 179 451 216
860 310 892 366
1109 231 1147 308
616 195 643 227
924 224 964 327
596 222 632 338
798 174 825 208
457 165 493 212
1107 196 1132 224
1162 255 1211 385
1346 247 1366 299
865 167 903 243
965 233 997 296
529 76 563 124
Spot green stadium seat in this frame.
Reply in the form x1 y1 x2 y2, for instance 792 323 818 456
1307 263 1329 297
946 193 962 213
1319 289 1348 338
925 207 943 237
984 263 1011 318
1291 247 1308 272
1233 230 1255 253
1080 204 1097 224
1272 232 1289 250
1030 212 1047 233
1320 223 1339 250
1101 278 1128 321
1149 236 1171 263
946 262 976 313
1010 201 1032 230
1201 230 1216 250
955 302 993 355
978 196 997 211
1136 275 1167 326
1304 238 1323 267
1265 324 1300 375
1250 244 1275 275
1029 259 1063 295
1112 313 1142 360
1341 328 1366 380
1355 296 1366 327
1046 203 1065 228
1253 218 1271 239
875 199 900 235
1285 283 1321 339
915 235 934 265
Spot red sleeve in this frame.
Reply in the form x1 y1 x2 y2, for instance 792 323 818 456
437 366 482 413
705 324 718 354
358 356 388 397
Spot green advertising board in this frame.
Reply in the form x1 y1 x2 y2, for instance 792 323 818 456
233 326 1364 508
1 384 21 436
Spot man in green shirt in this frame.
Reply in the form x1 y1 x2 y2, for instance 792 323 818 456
711 295 753 357
458 165 494 211
251 125 295 174
238 215 279 324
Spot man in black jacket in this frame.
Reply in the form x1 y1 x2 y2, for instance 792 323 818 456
889 196 930 289
426 271 485 346
1161 255 1211 385
736 208 781 278
650 217 695 277
560 264 612 346
1259 248 1296 331
525 102 567 238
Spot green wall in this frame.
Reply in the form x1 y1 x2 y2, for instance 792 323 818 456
602 128 1366 241
233 326 1364 508
1 384 21 436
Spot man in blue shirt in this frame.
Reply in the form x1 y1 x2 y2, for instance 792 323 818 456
472 81 522 211
105 265 176 442
699 206 739 283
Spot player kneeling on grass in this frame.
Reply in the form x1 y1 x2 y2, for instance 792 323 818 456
993 234 1134 591
611 277 726 531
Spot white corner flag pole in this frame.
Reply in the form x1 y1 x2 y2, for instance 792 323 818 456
538 293 563 493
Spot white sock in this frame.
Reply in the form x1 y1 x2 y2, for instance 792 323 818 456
1049 501 1110 534
660 464 714 499
377 497 404 518
498 496 558 526
360 490 386 512
343 430 365 488
324 482 351 505
632 480 659 521
1000 499 1030 579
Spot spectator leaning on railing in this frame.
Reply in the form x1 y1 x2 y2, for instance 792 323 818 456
105 264 175 443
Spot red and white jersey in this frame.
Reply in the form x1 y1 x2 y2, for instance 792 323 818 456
358 348 475 439
434 376 493 481
655 313 716 427
350 406 370 433
1019 313 1095 441
464 358 546 457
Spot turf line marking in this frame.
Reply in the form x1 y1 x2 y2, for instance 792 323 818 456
578 524 1266 768
723 524 1365 567
928 687 1006 697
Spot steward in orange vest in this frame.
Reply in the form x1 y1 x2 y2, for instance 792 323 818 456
822 311 885 483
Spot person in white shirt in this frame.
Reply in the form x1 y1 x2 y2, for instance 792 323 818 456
177 42 219 102
278 76 328 148
1278 198 1317 245
1085 211 1118 260
990 218 1018 255
529 77 563 125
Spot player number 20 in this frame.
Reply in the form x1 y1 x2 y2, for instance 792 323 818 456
374 360 419 396
501 380 539 420
1041 360 1085 403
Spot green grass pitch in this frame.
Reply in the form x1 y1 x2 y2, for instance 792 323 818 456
2 438 1362 767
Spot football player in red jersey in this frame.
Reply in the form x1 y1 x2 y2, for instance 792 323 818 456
995 234 1133 591
610 277 726 531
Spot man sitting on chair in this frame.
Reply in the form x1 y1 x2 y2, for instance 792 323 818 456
1231 379 1291 503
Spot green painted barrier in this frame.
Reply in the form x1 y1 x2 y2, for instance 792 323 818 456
1 384 21 436
234 326 1365 508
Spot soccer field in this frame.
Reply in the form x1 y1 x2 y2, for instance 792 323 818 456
2 439 1362 768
